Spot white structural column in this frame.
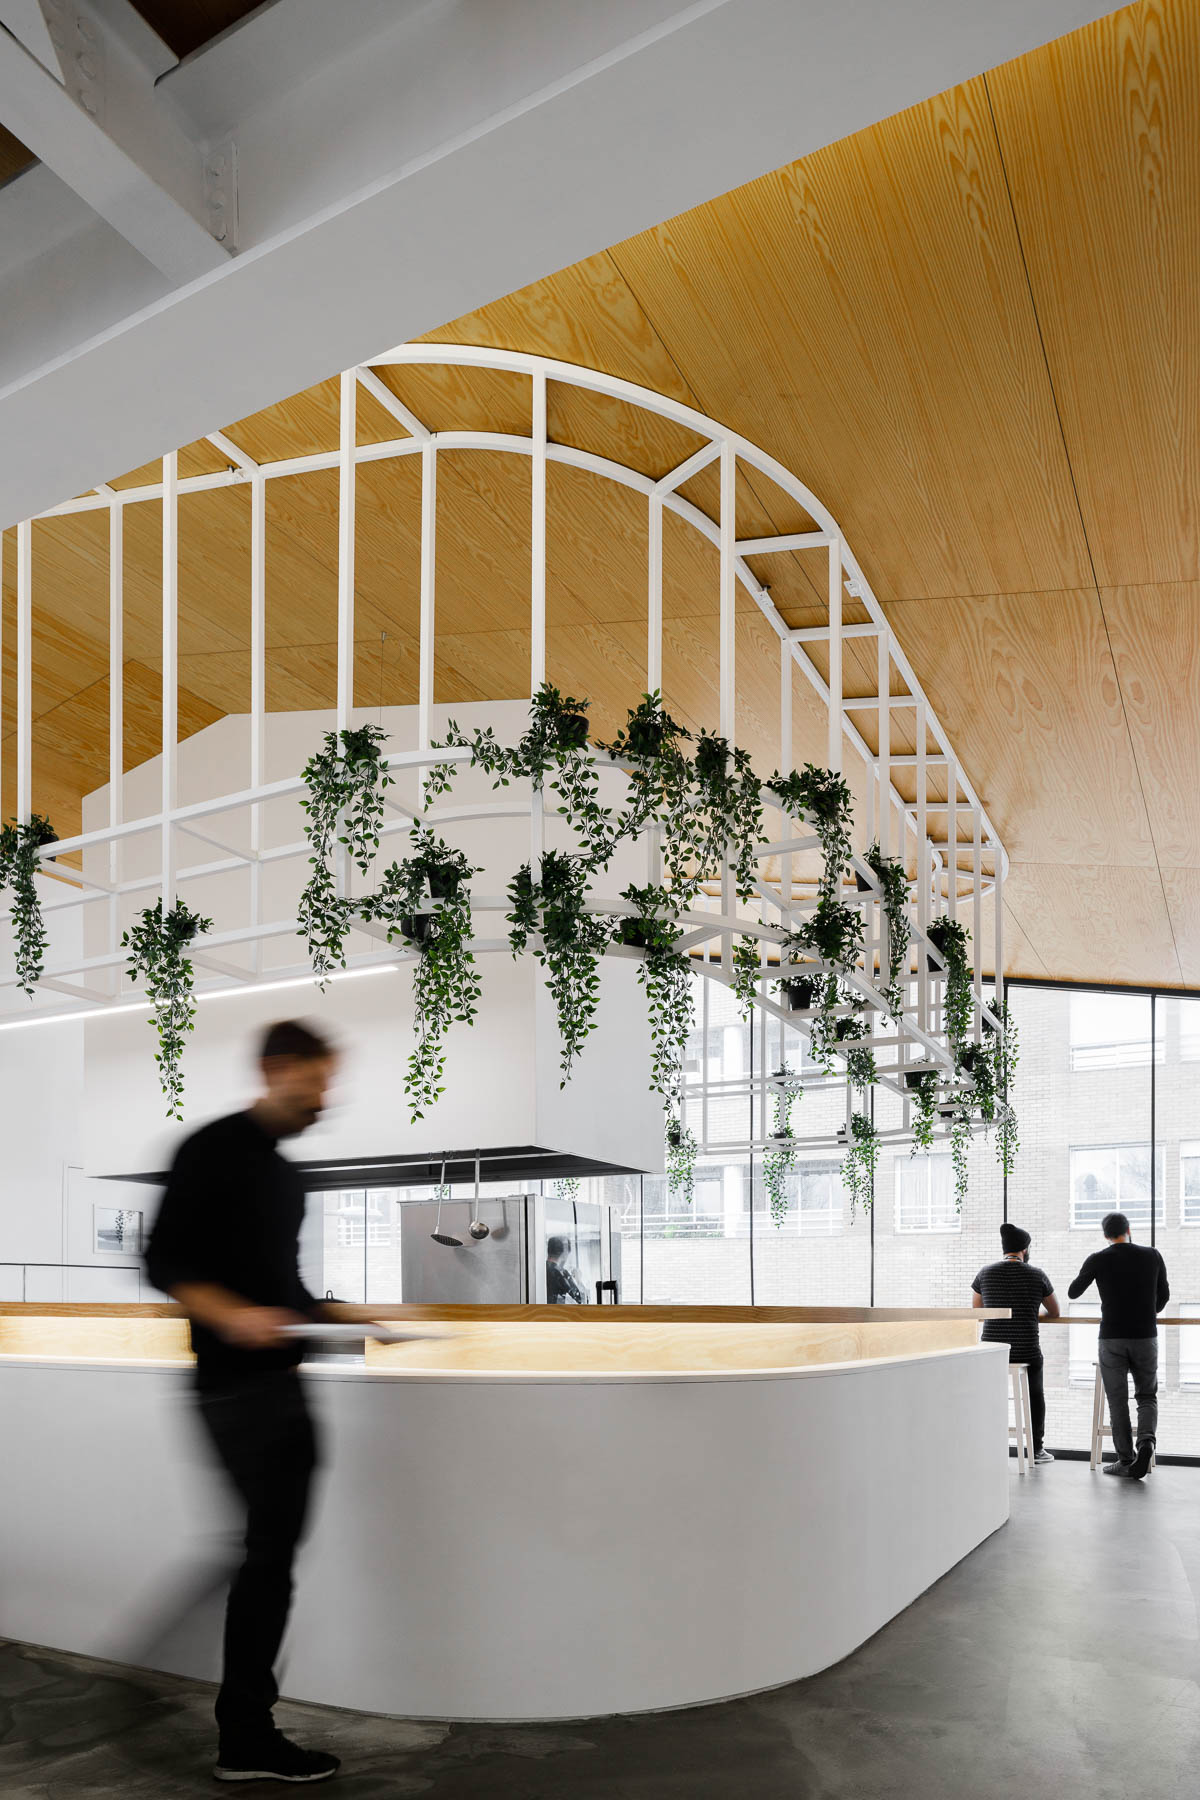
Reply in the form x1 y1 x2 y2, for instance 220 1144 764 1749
249 473 266 963
15 519 31 825
916 699 929 1033
876 629 890 859
973 808 983 1037
719 443 736 741
108 503 124 971
647 490 663 694
161 454 178 912
531 371 548 693
780 638 793 917
827 542 842 773
337 372 357 732
418 440 438 751
994 856 1005 1011
946 756 957 922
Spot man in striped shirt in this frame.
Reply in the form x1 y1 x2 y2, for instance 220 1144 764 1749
972 1223 1061 1465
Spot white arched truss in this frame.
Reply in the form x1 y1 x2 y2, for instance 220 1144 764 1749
1 347 1007 1145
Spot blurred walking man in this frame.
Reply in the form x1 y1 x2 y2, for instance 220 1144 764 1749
971 1222 1060 1464
146 1019 348 1784
1068 1211 1170 1481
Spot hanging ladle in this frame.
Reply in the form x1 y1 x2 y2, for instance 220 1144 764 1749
468 1149 490 1240
431 1156 463 1247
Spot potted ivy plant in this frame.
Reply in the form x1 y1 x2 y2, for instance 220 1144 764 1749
0 811 58 997
841 1111 880 1215
506 850 612 1084
298 723 392 980
122 897 213 1121
927 916 973 1054
864 842 911 1020
361 829 481 1120
780 973 817 1012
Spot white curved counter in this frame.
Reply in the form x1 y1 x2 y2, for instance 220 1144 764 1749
0 1310 1010 1721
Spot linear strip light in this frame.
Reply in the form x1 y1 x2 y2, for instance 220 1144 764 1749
0 961 399 1035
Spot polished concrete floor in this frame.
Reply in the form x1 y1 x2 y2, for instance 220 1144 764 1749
3 1460 1198 1798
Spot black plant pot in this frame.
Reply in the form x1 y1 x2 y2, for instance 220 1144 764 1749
782 976 816 1012
424 863 462 900
397 912 434 945
904 1070 929 1092
627 719 664 758
854 870 872 892
666 1122 683 1150
695 736 729 782
555 711 590 749
835 1017 863 1043
617 918 654 950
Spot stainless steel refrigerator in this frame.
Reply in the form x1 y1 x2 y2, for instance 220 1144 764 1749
398 1195 623 1305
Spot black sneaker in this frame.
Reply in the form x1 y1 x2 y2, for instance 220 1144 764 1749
1131 1441 1155 1480
215 1731 340 1783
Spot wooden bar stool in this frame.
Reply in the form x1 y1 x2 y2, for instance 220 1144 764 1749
1091 1361 1156 1471
1009 1363 1034 1474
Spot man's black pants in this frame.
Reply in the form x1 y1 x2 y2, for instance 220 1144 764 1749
1018 1351 1046 1454
195 1370 319 1750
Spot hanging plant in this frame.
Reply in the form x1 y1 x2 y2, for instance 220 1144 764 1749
907 1070 938 1154
360 829 481 1121
990 1002 1020 1176
601 692 698 891
957 1040 997 1124
620 883 697 1196
122 898 213 1121
666 1119 699 1205
763 1064 803 1226
841 1031 878 1093
507 850 611 1084
298 724 392 981
554 1175 582 1203
842 1111 879 1216
731 934 761 1018
429 686 614 867
784 897 864 1071
691 731 765 903
766 765 853 906
948 1094 973 1211
927 917 973 1054
0 812 58 997
864 842 910 1020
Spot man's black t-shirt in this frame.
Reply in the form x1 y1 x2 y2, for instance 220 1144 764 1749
145 1110 319 1386
1068 1241 1169 1338
971 1259 1055 1362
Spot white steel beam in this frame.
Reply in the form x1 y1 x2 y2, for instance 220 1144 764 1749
826 540 841 773
647 490 663 693
531 370 547 691
16 517 31 823
0 16 229 284
160 452 177 909
418 440 437 748
719 442 736 739
356 366 429 441
336 371 356 731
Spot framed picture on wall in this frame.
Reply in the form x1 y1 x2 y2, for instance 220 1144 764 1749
94 1207 143 1257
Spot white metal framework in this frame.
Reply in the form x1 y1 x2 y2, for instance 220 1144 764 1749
0 347 1007 1144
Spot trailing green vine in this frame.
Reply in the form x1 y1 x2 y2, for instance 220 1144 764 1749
864 842 910 1020
507 850 611 1083
908 1070 938 1154
838 1014 878 1092
766 764 854 908
957 1040 996 1124
360 829 481 1120
784 897 864 1071
554 1175 582 1203
299 724 392 980
428 686 615 866
666 1120 699 1205
691 731 765 903
731 934 762 1017
122 898 213 1121
842 1111 880 1216
763 1064 803 1226
927 916 973 1055
948 1094 973 1212
0 813 57 997
990 1001 1020 1176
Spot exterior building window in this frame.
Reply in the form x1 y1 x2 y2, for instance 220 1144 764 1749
895 1153 959 1234
1069 1145 1161 1231
1180 1307 1200 1387
1068 1302 1100 1387
1182 1144 1200 1226
795 1160 843 1236
1069 991 1159 1070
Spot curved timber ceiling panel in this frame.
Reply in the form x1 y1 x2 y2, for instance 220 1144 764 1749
2 0 1196 990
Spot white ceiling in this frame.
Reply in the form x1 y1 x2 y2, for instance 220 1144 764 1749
0 0 1118 530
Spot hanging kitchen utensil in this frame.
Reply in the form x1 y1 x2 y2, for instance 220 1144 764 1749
431 1155 463 1247
468 1149 490 1239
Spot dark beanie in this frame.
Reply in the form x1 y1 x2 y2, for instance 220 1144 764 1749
1000 1222 1031 1254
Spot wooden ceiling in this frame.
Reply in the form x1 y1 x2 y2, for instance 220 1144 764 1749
2 0 1197 988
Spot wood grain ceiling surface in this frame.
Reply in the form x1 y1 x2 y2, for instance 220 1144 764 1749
2 0 1195 989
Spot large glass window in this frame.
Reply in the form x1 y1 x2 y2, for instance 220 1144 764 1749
895 1153 959 1234
1069 1144 1162 1230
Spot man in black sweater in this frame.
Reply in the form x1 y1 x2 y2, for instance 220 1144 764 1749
971 1221 1060 1464
146 1019 351 1785
1068 1210 1170 1481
